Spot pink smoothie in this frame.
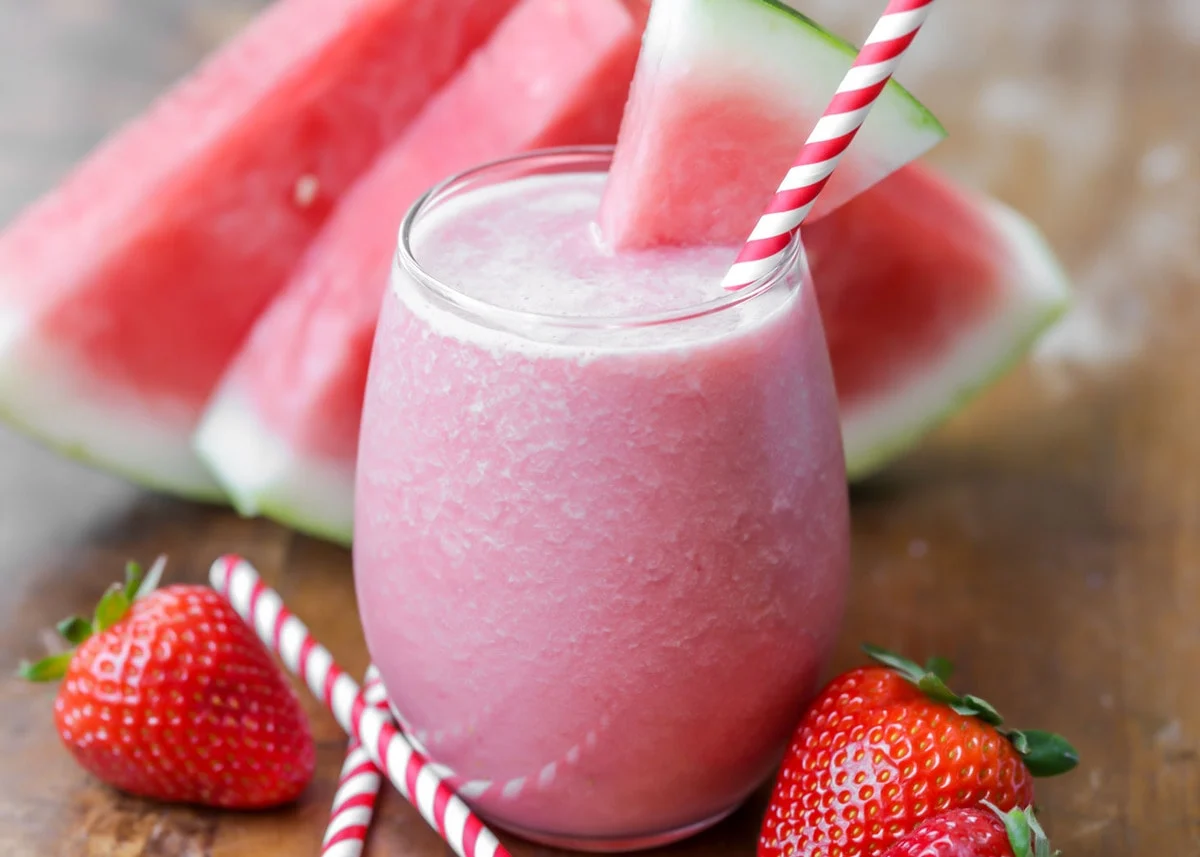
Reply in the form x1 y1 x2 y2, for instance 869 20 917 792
354 155 849 847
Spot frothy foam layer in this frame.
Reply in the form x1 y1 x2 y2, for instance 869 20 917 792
397 172 802 353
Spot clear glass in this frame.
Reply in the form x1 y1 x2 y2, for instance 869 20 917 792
353 148 849 851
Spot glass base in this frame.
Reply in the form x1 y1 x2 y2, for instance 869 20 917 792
495 804 738 853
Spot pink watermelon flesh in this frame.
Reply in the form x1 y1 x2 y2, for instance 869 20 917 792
0 0 520 499
597 0 946 251
603 77 840 249
804 162 1067 476
195 0 650 539
808 165 999 407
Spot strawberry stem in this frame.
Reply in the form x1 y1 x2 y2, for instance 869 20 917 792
862 644 1080 777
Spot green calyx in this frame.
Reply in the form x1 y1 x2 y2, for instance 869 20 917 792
18 556 167 682
982 801 1056 857
862 644 1080 778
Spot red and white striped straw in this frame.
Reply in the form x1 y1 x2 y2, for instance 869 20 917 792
321 665 390 857
722 0 937 291
209 555 510 857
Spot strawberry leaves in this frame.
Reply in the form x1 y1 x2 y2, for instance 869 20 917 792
862 644 1080 777
1013 730 1079 777
18 556 169 683
924 655 955 683
134 555 167 601
860 644 928 680
18 651 73 681
93 583 131 633
983 802 1055 857
55 616 93 645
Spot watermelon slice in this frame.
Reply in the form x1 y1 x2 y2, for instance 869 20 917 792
596 0 1068 476
194 0 651 542
803 164 1070 477
0 0 519 500
597 0 947 250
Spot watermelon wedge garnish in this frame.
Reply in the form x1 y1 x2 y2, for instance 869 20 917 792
597 0 947 250
805 164 1070 477
0 0 520 500
194 0 651 542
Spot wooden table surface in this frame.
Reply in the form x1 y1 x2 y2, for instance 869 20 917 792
1 0 1196 854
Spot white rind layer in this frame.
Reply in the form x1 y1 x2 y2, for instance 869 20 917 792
194 390 355 544
0 305 224 501
841 198 1071 479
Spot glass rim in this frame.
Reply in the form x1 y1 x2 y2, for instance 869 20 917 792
394 145 803 332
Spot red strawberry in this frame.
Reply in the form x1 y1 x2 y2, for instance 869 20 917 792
880 803 1053 857
21 557 315 809
759 646 1077 857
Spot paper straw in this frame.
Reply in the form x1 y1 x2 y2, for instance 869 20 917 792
722 0 937 290
321 665 390 857
209 555 510 857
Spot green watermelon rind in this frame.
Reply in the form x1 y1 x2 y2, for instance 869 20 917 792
0 383 227 503
252 495 353 547
754 0 947 140
842 197 1072 481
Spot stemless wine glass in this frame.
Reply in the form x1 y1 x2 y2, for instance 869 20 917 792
353 148 849 851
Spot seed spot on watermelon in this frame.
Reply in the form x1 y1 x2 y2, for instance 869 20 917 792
293 175 320 209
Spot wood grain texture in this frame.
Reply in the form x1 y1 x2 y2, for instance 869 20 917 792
0 0 1196 854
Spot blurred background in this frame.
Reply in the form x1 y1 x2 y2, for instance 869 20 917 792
0 1 1197 855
